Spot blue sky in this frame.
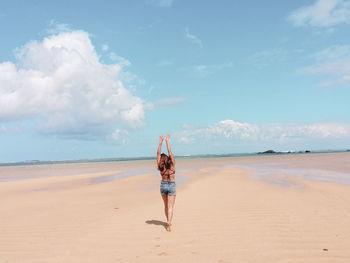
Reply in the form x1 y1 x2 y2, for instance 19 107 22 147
0 0 350 161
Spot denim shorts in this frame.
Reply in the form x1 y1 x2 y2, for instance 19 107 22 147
160 181 176 195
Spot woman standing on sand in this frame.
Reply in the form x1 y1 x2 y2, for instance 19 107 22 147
157 134 176 232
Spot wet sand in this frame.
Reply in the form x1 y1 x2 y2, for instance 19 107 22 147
0 153 349 262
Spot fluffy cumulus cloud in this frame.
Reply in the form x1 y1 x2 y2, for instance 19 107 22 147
288 0 350 27
0 30 147 140
303 45 350 86
177 120 350 144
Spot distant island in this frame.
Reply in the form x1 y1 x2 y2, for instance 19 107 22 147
258 150 311 154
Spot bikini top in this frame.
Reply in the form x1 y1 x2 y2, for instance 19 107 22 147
161 169 175 180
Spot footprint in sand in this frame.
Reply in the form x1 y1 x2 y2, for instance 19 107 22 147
158 252 168 256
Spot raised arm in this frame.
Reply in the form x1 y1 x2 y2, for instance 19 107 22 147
157 135 164 166
165 134 175 164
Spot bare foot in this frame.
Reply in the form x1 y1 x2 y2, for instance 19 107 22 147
166 223 172 232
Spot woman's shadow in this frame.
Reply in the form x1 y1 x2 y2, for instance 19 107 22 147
145 219 167 230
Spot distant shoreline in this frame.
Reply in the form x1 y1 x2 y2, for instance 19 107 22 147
1 149 349 167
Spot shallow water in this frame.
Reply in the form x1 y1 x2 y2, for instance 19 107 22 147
1 152 349 187
226 162 350 186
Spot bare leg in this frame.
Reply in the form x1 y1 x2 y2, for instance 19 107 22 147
161 194 168 222
166 195 176 231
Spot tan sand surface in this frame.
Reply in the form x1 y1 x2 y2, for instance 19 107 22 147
1 153 350 262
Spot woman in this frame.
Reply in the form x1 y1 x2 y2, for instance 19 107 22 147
157 134 176 232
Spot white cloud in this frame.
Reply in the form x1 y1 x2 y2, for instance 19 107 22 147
246 49 290 69
101 44 109 51
176 120 350 144
109 52 131 66
0 124 23 135
312 45 350 60
185 27 203 48
109 129 129 144
150 0 174 7
46 20 72 34
0 30 147 139
303 45 350 86
288 0 350 28
193 62 233 77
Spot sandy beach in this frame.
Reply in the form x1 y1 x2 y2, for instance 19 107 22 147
1 152 350 262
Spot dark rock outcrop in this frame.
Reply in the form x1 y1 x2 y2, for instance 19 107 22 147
258 150 280 154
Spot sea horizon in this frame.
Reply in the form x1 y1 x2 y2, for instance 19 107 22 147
1 148 349 167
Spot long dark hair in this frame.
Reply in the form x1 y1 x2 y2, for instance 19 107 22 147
158 153 173 173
